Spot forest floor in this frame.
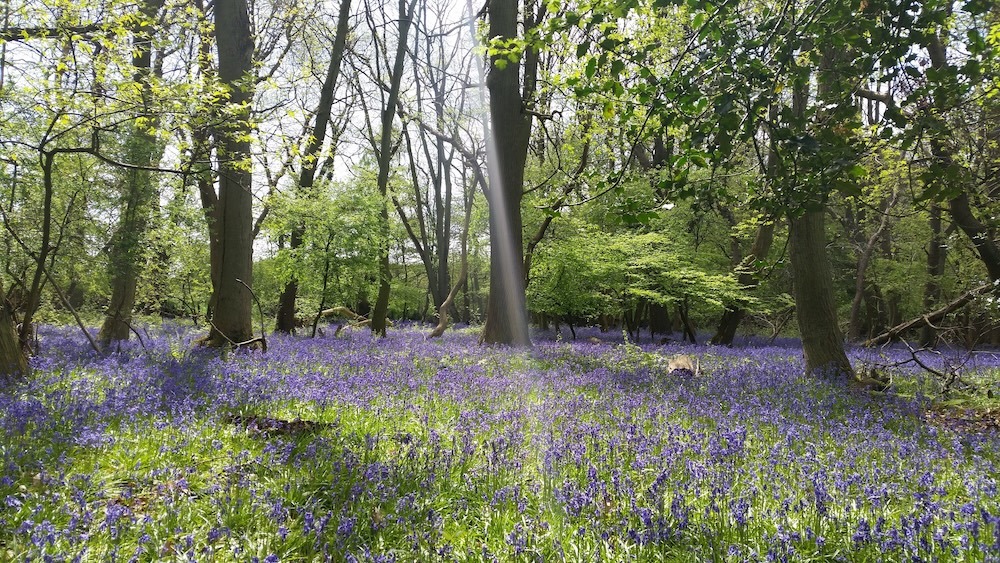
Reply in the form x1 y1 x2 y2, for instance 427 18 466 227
1 324 999 561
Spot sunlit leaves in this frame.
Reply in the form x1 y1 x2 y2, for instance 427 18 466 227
527 220 759 322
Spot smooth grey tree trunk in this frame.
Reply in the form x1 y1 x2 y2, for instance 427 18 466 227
480 0 542 346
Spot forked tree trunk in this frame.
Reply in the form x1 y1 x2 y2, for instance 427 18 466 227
201 0 256 347
847 191 897 341
370 0 417 337
98 135 161 346
712 221 775 345
712 104 778 346
17 151 56 354
428 168 475 338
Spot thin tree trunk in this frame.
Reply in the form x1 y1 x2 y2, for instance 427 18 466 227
371 0 418 336
17 151 56 354
711 103 778 345
711 221 775 345
98 0 166 347
920 204 946 346
428 169 474 338
847 190 897 341
275 0 352 333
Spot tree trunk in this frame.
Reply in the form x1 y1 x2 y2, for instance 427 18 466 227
847 191 897 341
98 0 166 347
784 41 854 379
923 23 1000 282
0 278 27 377
920 204 946 346
789 210 852 376
370 0 417 337
274 0 352 333
17 151 56 354
479 0 541 346
711 103 778 346
202 0 256 347
711 221 775 345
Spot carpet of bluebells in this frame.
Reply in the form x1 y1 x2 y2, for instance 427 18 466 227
2 324 1000 562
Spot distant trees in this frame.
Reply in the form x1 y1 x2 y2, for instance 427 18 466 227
2 0 1000 367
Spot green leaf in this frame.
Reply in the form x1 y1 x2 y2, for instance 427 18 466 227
967 29 986 54
586 58 597 78
963 0 991 15
847 164 867 179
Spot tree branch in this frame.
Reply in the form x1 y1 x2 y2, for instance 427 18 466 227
865 282 996 346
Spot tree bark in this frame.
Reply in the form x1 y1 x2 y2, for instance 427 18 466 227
428 166 475 338
480 0 542 346
98 0 166 347
920 204 947 346
847 190 897 341
920 18 1000 283
201 0 256 347
370 0 417 337
786 42 854 378
711 103 778 345
0 277 27 377
274 0 352 333
17 151 56 354
711 221 775 345
789 210 853 376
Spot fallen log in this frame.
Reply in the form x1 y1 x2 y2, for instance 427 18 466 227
320 306 366 322
865 282 996 347
319 306 392 337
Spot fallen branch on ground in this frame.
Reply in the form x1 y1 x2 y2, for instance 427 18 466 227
865 282 995 347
